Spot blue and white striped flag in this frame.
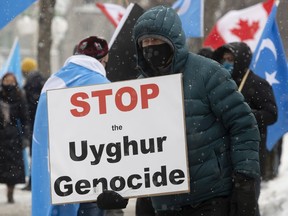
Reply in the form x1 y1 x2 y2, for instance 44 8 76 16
0 38 23 87
172 0 204 38
0 0 37 30
32 55 109 216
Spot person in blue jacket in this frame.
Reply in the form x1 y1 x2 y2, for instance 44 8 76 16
31 36 110 216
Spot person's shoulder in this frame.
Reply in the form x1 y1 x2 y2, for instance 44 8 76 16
87 72 110 84
188 52 224 74
190 52 219 65
249 70 271 87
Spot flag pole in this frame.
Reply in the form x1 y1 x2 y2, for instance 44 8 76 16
238 69 250 92
1 37 19 75
275 0 280 6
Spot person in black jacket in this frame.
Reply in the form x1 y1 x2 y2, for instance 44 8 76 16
21 58 46 191
213 42 278 181
22 58 45 153
213 41 278 216
0 73 31 203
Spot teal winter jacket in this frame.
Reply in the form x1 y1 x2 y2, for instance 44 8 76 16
133 6 260 210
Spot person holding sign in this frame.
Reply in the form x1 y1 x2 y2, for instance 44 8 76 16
127 5 260 216
31 36 126 216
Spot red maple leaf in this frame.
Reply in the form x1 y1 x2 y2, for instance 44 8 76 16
230 19 260 41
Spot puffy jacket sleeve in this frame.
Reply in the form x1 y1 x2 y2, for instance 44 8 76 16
205 65 260 178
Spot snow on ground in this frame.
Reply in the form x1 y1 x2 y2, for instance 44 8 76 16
259 133 288 216
1 134 288 215
0 184 31 216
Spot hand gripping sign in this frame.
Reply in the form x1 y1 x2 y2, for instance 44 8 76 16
47 74 189 205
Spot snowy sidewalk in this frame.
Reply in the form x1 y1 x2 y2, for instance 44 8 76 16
0 184 31 216
258 134 288 216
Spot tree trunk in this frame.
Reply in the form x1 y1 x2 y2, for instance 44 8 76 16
37 0 56 79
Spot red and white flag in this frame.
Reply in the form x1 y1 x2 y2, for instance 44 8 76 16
96 3 126 28
203 0 274 51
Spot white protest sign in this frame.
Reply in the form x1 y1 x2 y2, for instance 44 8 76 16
47 73 189 205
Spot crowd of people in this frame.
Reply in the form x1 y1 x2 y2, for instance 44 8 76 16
0 3 284 216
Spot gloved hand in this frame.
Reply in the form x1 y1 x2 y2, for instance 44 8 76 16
230 173 257 216
96 190 128 210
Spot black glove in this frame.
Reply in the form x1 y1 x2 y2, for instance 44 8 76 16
230 173 257 216
96 190 128 210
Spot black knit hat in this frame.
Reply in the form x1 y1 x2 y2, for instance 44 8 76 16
76 36 108 60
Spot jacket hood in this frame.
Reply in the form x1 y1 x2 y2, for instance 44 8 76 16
213 42 252 84
133 5 189 77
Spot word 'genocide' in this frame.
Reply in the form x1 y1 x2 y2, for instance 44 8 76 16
70 83 159 117
54 165 185 197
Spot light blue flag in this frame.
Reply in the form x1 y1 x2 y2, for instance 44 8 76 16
32 56 109 216
0 38 23 87
0 0 37 30
250 2 288 150
172 0 204 38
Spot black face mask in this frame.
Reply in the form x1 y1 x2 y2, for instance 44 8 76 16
2 84 17 92
142 43 173 68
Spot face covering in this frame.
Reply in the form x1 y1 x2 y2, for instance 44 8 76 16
2 84 17 92
222 61 234 74
142 43 173 68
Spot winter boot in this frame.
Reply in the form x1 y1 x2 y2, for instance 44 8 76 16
7 185 15 204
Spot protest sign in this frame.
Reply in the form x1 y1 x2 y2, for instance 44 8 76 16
47 74 189 204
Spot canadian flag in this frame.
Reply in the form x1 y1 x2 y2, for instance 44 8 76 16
96 3 126 27
203 0 274 51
